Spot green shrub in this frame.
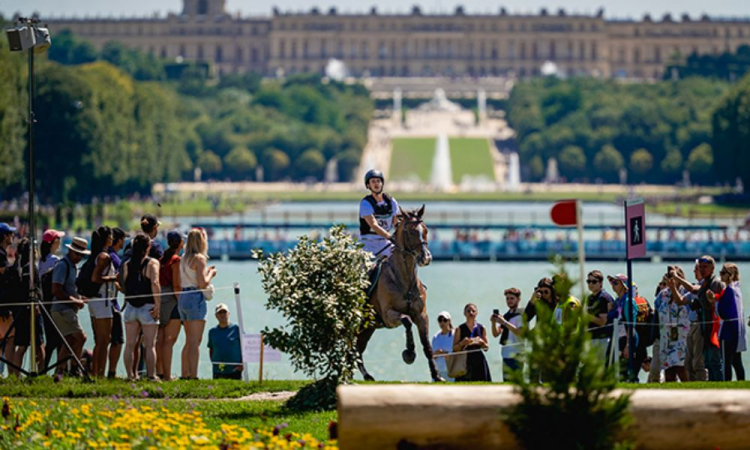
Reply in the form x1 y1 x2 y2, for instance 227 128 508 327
502 262 633 450
255 225 374 410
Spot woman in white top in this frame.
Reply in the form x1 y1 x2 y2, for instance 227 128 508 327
431 311 454 381
177 228 217 379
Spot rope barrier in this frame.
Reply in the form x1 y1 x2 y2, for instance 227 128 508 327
0 285 235 308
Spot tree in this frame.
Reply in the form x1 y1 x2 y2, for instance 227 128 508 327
660 149 683 176
687 143 714 183
528 156 545 181
337 149 361 182
197 150 223 176
294 149 326 180
629 148 654 177
558 146 586 178
262 148 290 180
0 34 26 190
593 145 625 182
712 74 750 189
256 225 374 410
224 146 257 180
47 29 97 65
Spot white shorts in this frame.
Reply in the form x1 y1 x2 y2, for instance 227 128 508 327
88 296 114 320
361 238 392 259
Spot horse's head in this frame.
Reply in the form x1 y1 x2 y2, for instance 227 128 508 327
395 204 432 267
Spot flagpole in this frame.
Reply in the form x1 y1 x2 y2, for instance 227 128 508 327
576 200 586 303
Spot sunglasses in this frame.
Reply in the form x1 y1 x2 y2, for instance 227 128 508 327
586 279 600 284
610 280 621 286
720 270 728 275
697 258 713 264
438 317 449 323
539 289 552 295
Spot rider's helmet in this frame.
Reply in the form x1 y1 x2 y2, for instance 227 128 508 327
364 169 385 189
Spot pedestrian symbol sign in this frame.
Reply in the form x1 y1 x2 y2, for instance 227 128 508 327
625 198 646 259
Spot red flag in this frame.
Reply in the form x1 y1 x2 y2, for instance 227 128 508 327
550 200 578 227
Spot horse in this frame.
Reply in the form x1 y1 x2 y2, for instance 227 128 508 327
356 205 444 382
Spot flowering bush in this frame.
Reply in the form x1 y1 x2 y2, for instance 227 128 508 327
1 398 338 449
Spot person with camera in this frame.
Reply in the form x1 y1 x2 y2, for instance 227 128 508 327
654 266 690 382
452 303 491 382
585 270 615 363
491 288 524 381
50 237 90 376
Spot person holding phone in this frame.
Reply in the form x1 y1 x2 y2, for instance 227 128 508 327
491 288 524 381
178 228 217 379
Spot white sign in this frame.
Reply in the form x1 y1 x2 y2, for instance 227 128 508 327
241 333 282 363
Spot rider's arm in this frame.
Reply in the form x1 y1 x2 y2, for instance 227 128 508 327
363 215 391 240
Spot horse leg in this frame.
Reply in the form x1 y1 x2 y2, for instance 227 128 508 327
401 315 416 365
415 312 444 382
356 325 377 381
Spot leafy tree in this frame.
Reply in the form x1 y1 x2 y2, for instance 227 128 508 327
217 72 262 94
224 146 257 180
660 149 683 177
629 148 654 177
558 145 586 178
687 143 714 182
255 225 374 410
294 149 326 180
712 73 750 189
593 145 625 182
47 30 97 65
336 149 361 182
0 34 26 190
197 150 223 176
262 148 291 180
529 156 545 181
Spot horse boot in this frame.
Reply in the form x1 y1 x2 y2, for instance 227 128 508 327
401 315 417 365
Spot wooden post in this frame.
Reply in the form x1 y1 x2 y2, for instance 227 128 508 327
258 333 265 385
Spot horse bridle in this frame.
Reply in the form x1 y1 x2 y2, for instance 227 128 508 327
392 217 428 262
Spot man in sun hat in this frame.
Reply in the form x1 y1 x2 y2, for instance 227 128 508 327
50 236 91 375
607 273 639 381
207 303 243 379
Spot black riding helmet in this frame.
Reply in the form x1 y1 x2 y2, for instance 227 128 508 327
364 169 385 189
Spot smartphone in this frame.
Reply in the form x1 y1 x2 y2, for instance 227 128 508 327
493 309 500 316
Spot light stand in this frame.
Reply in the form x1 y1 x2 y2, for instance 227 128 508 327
4 17 88 379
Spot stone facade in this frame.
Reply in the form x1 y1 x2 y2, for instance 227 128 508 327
46 0 750 78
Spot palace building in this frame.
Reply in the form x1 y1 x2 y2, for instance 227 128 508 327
45 0 750 79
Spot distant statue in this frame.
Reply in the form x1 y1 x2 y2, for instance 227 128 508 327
417 89 462 112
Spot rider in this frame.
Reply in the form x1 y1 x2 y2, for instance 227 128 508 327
359 169 399 260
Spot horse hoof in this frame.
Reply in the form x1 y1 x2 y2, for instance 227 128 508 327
402 350 416 365
364 374 375 382
433 376 446 383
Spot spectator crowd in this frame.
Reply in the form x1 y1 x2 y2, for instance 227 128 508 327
0 216 243 381
432 257 748 383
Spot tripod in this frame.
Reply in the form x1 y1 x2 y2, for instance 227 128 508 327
0 17 89 380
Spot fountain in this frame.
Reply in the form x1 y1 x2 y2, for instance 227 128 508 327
417 88 462 112
507 152 521 192
393 88 402 125
430 133 453 191
477 88 487 123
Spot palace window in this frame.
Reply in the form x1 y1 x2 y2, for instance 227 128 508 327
279 41 286 59
549 41 556 60
579 42 586 61
236 47 243 62
216 46 223 63
197 44 204 60
291 41 297 58
654 47 662 63
198 0 208 15
591 42 597 60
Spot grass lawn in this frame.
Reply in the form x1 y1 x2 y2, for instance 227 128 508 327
448 138 496 184
0 377 309 399
389 138 436 183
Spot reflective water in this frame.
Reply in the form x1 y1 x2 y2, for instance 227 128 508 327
76 260 749 382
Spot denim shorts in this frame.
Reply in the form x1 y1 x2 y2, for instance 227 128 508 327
88 296 113 320
178 289 207 321
123 303 159 326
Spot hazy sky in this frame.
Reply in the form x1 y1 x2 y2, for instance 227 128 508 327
2 0 749 20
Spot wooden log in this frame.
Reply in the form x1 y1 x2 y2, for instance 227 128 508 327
337 385 750 450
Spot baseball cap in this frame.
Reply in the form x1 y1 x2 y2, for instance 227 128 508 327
215 303 229 314
140 214 162 233
0 223 17 235
437 311 452 321
42 229 65 244
167 230 185 246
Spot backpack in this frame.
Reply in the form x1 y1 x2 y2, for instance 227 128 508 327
40 258 71 304
634 295 656 347
76 257 102 298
